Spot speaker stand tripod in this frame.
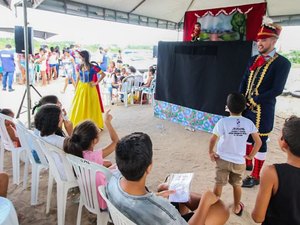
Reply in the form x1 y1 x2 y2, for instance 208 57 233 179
17 84 42 119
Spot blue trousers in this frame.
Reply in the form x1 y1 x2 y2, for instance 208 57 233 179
108 85 119 100
2 71 14 90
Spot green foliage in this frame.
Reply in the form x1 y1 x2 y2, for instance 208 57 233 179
125 45 152 50
0 37 152 54
81 44 99 52
0 37 76 52
281 50 300 65
231 12 246 41
0 38 15 49
199 32 210 40
220 32 240 41
109 44 122 53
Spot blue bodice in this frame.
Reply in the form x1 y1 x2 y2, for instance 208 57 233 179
79 65 102 83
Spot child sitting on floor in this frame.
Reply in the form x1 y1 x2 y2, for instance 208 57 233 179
252 116 300 224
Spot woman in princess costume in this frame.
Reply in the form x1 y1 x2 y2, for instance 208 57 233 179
70 50 106 129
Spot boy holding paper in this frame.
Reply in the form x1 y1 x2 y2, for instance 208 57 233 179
106 132 229 225
209 93 262 216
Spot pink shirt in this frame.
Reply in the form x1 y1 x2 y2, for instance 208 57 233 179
83 150 107 209
83 150 104 165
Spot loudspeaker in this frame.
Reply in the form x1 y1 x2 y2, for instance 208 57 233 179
14 26 34 54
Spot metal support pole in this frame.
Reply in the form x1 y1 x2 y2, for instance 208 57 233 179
23 0 31 128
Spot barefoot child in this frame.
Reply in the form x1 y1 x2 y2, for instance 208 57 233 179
209 93 262 216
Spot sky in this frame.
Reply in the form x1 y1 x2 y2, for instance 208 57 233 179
0 5 300 51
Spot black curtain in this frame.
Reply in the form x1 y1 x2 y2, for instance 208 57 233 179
156 41 252 116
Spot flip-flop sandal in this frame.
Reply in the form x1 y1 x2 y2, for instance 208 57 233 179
234 202 244 216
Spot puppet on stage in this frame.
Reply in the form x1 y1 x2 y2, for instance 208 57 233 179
191 22 201 42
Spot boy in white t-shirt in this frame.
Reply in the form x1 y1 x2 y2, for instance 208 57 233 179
209 93 262 216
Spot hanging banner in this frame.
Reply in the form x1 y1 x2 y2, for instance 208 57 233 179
196 12 247 41
183 3 266 42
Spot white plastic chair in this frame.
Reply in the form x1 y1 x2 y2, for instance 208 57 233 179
66 154 112 225
140 78 156 106
133 75 143 88
130 75 143 104
118 75 135 107
0 113 26 185
14 120 49 205
100 81 111 106
98 186 136 225
36 138 78 225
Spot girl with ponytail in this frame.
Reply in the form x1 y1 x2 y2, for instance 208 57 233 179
63 110 118 209
32 95 59 115
63 109 118 168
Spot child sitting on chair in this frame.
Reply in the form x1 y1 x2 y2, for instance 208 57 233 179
32 95 73 136
34 104 65 149
252 116 300 224
106 132 229 225
142 66 155 88
0 108 21 147
63 110 119 209
63 109 118 168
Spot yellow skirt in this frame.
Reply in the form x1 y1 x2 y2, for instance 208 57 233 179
70 81 104 129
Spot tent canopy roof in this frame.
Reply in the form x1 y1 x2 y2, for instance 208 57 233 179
5 0 300 29
40 0 300 22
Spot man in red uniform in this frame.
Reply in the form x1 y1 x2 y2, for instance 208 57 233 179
239 21 291 188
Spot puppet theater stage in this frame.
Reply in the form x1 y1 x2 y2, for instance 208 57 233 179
154 3 266 132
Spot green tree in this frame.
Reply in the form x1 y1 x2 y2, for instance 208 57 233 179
282 50 300 65
231 12 246 41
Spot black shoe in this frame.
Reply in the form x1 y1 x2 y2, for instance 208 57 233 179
8 88 15 92
242 176 259 188
246 164 253 171
2 88 6 91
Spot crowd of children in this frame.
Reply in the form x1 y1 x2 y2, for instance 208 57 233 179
1 17 297 224
1 91 299 224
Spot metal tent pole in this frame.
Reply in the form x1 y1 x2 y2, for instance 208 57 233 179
22 0 31 128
